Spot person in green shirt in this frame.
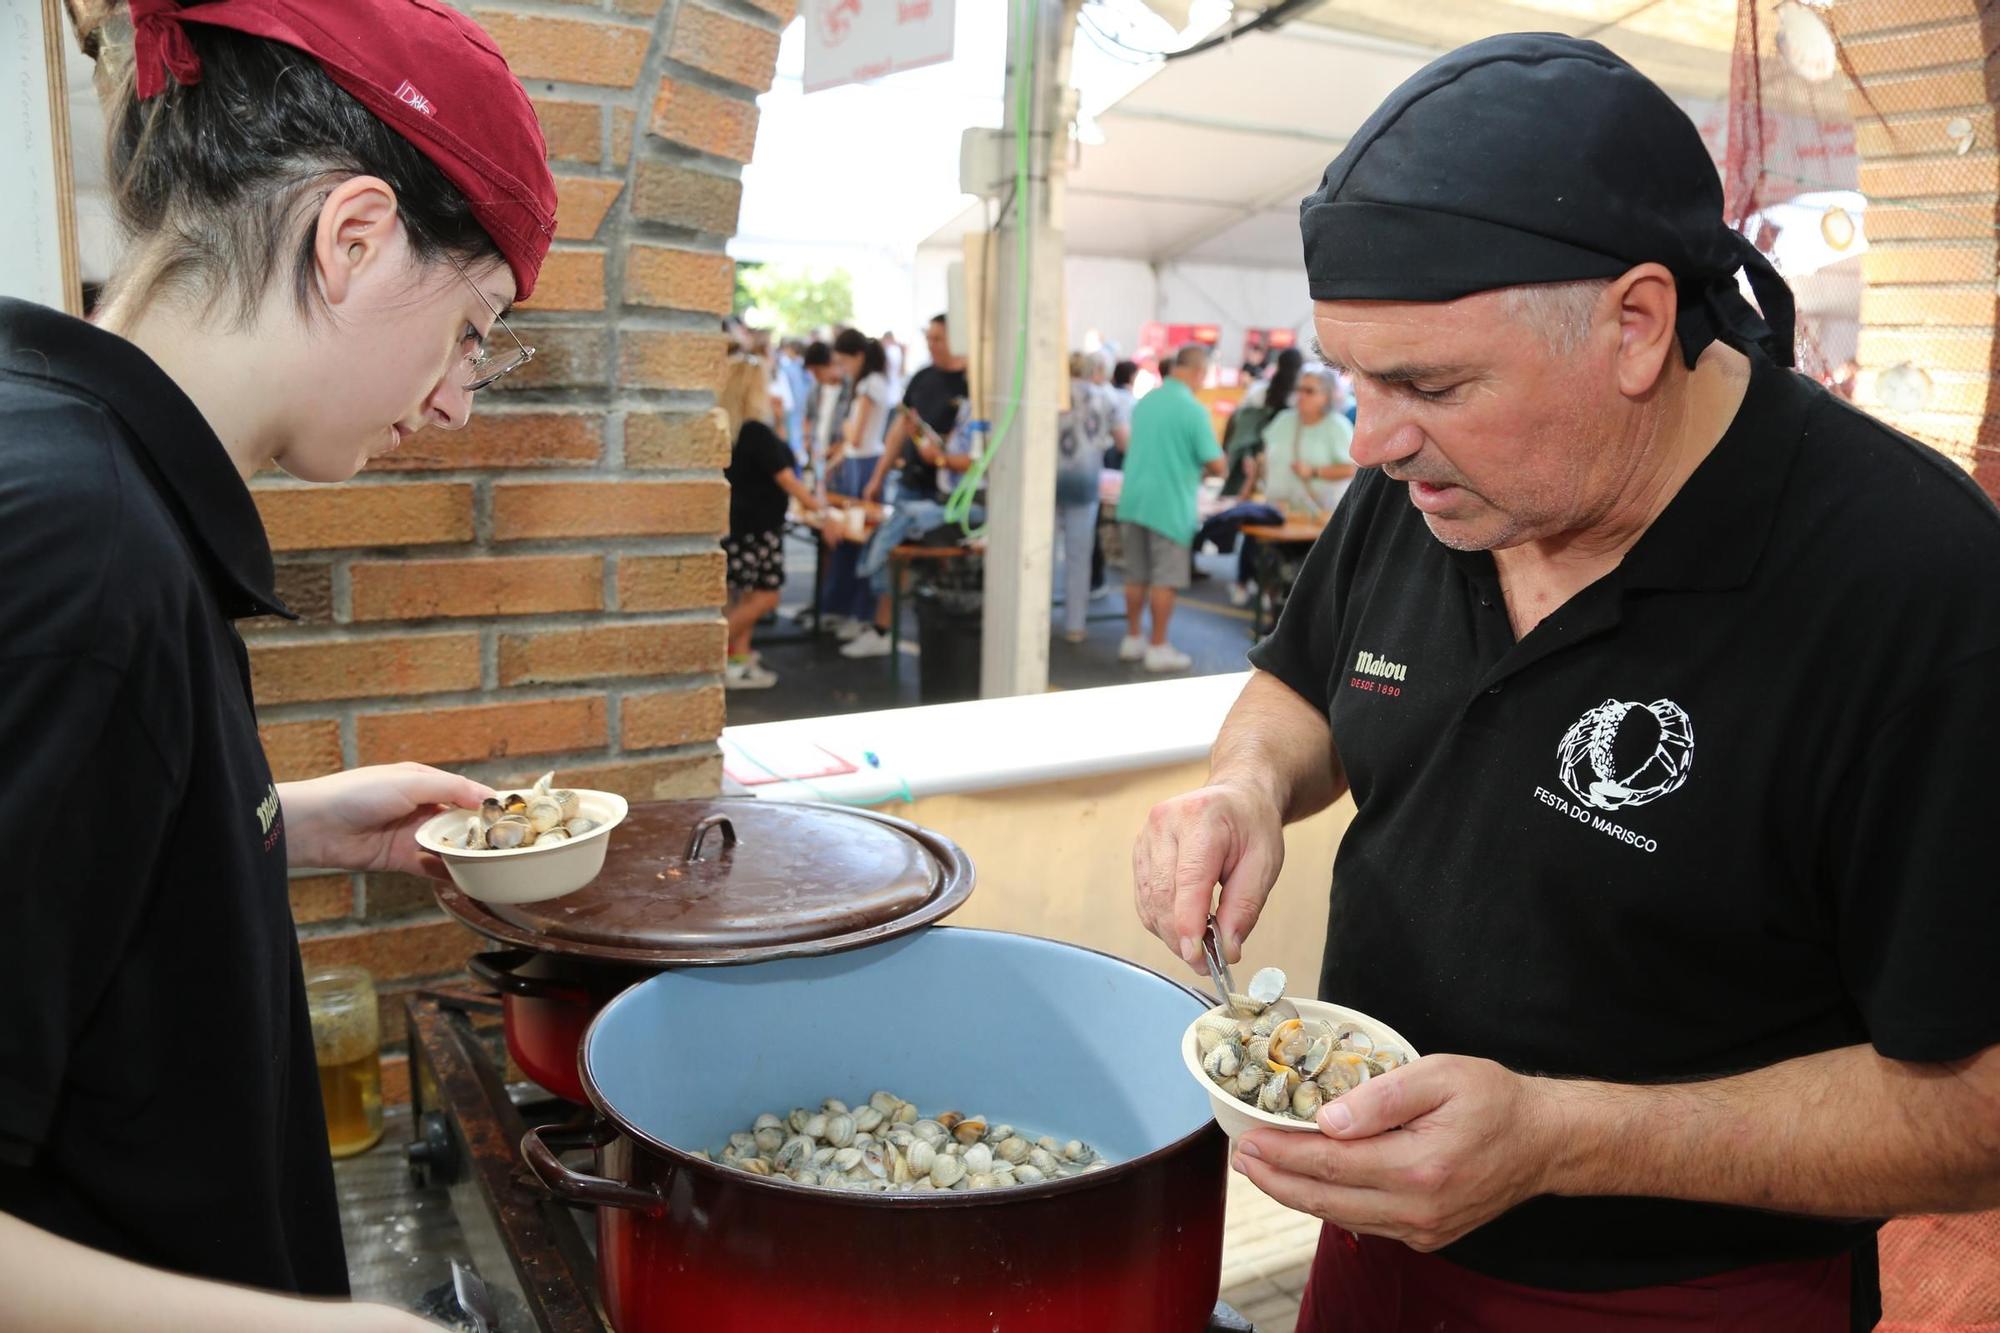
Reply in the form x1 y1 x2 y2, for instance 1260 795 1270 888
1115 344 1226 671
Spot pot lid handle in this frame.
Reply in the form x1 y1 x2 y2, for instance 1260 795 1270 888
684 813 737 863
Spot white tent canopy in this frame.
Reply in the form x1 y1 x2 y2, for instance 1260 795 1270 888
917 0 1734 359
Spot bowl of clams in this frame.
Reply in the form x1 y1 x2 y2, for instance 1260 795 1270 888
1181 966 1419 1140
414 771 628 905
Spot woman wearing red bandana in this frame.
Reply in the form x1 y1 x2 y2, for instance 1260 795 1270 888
0 2 555 1327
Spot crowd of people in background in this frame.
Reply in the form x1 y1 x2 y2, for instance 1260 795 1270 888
718 315 1360 690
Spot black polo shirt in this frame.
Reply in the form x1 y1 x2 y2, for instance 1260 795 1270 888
892 364 968 499
0 299 347 1294
1250 354 2000 1296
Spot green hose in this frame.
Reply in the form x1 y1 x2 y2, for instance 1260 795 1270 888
944 0 1037 536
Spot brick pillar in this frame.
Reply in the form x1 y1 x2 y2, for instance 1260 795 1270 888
1832 0 2000 497
245 0 790 1099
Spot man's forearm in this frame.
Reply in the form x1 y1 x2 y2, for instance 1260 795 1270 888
1545 1042 2000 1218
1208 670 1346 823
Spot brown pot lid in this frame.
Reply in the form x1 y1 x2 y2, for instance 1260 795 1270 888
436 799 974 966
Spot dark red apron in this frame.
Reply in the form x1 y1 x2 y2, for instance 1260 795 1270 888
1298 1226 1858 1332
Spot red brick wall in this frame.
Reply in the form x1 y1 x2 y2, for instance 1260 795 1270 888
1832 0 2000 496
242 0 793 1097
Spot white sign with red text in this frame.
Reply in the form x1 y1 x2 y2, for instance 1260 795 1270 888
802 0 956 94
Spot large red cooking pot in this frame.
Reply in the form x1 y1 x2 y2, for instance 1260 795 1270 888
523 926 1229 1332
445 799 974 1103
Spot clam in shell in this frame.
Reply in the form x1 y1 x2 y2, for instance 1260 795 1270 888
1194 984 1416 1123
485 816 533 850
711 1094 1107 1195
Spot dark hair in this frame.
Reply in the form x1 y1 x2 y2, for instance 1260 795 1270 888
1265 347 1305 414
832 328 887 380
803 340 832 368
103 21 500 325
1112 360 1138 390
1173 343 1211 372
930 313 948 328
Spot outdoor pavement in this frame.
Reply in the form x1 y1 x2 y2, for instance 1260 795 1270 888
1219 1167 1320 1331
725 531 1262 724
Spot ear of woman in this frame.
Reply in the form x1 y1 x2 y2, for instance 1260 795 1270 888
314 177 404 308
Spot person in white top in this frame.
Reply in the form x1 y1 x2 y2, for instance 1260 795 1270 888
881 330 906 402
801 340 841 483
823 328 892 628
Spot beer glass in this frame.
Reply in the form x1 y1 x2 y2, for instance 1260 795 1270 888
307 966 384 1158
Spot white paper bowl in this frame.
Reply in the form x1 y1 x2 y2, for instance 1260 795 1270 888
414 790 629 905
1180 997 1422 1140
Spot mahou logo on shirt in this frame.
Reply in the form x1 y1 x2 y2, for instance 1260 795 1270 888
1556 698 1694 811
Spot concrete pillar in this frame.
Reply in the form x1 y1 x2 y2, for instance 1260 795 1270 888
981 0 1075 698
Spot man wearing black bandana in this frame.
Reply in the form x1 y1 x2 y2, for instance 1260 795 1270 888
1132 34 2000 1332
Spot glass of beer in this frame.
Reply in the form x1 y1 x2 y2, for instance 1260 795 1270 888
307 966 384 1158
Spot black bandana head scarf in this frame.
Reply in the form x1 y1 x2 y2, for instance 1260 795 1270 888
1299 33 1795 369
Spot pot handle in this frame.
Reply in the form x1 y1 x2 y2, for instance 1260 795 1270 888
684 813 737 862
520 1124 666 1217
467 950 594 1006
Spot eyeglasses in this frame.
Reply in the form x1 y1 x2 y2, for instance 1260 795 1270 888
447 254 535 392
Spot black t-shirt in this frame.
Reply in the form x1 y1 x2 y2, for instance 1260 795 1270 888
892 364 968 499
1249 355 2000 1295
0 299 347 1295
726 419 797 535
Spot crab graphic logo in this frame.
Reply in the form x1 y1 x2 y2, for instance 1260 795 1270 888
1556 698 1694 812
818 0 860 47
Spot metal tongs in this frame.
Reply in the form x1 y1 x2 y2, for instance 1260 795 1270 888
1199 915 1238 1012
452 1259 496 1333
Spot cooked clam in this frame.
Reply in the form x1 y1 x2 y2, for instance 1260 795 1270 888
1194 971 1412 1123
485 816 533 850
907 1139 937 1176
1194 1013 1240 1056
1367 1047 1407 1076
1317 1051 1372 1097
1246 967 1288 1007
1256 1069 1301 1114
711 1091 1105 1196
448 772 595 851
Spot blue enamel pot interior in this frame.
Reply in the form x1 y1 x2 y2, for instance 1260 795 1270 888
582 925 1215 1167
